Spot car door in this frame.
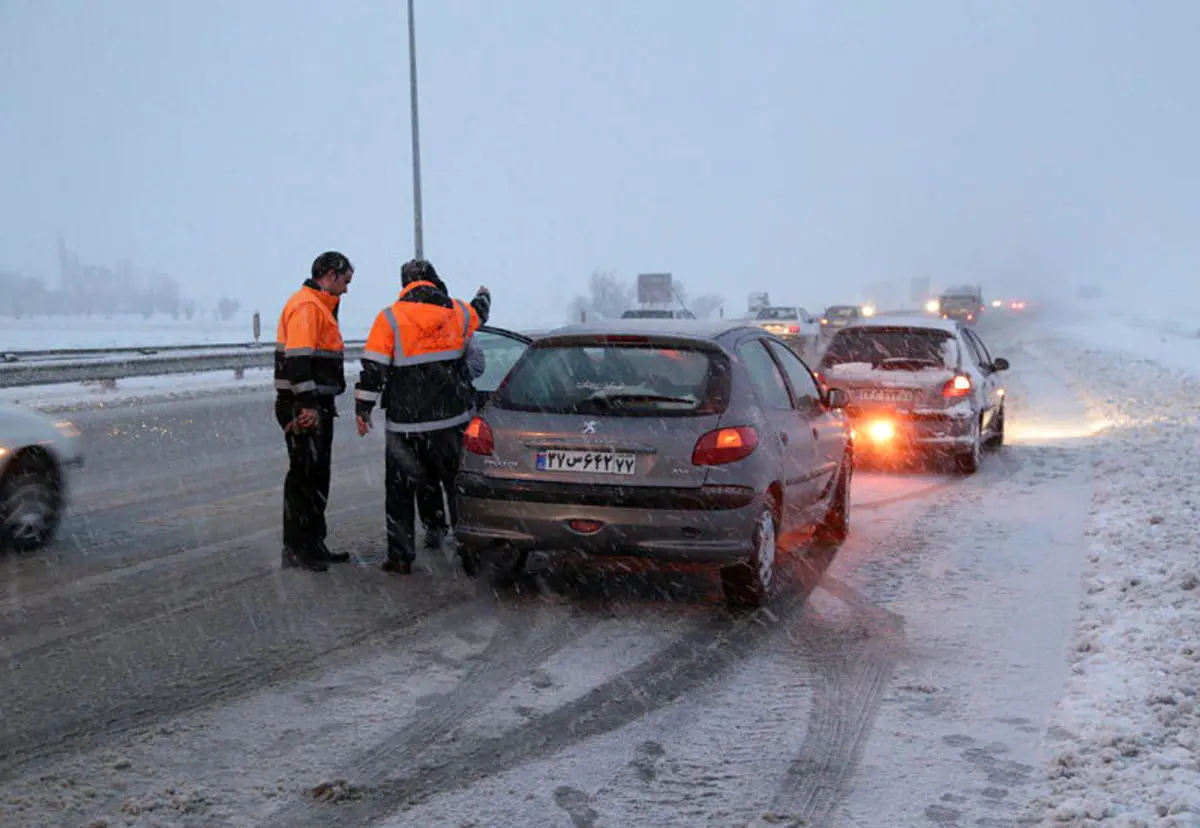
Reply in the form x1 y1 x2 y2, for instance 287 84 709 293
766 339 842 514
735 337 816 529
960 328 1002 431
470 326 533 409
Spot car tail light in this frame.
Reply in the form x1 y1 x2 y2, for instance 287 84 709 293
464 417 494 455
787 325 800 334
692 426 759 466
567 519 604 534
815 371 827 391
942 375 972 398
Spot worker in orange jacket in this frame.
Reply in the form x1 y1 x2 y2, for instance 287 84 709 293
274 251 354 572
354 259 490 574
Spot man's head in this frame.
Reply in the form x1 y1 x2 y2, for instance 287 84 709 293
311 251 354 296
400 259 446 293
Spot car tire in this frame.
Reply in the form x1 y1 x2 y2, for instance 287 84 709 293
814 460 851 545
955 417 982 475
0 450 63 553
457 542 481 578
721 497 778 610
984 404 1005 450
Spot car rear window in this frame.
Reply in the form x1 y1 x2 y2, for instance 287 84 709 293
493 343 730 416
821 328 959 369
756 307 798 320
826 306 858 318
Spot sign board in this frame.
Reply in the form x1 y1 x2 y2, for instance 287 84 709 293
637 273 673 304
748 292 770 312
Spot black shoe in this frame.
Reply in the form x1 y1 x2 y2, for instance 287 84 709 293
282 546 328 572
381 558 413 575
314 539 350 564
423 527 446 550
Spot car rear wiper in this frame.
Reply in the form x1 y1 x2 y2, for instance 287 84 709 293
584 392 697 409
874 357 943 370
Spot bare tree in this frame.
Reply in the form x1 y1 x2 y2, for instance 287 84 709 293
567 269 636 322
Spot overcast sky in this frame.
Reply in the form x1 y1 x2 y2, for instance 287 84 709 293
2 0 1198 330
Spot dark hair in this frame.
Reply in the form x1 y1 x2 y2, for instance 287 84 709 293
312 251 354 281
400 258 439 286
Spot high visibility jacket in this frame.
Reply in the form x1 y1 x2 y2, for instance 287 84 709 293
354 280 488 433
274 280 346 408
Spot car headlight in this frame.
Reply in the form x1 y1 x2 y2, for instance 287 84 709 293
55 421 81 439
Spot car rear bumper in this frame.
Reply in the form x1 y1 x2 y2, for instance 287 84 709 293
846 408 976 452
453 473 762 562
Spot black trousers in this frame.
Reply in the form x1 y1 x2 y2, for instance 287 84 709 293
276 398 335 551
386 425 465 563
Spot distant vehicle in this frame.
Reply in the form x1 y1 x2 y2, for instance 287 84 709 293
939 285 984 324
752 306 820 353
1 405 83 550
621 308 697 320
454 319 855 609
819 305 864 338
816 315 1008 474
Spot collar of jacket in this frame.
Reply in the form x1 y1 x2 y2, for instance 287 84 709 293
302 279 341 316
398 279 445 300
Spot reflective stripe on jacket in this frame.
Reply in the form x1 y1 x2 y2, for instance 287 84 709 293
354 280 487 433
274 280 346 407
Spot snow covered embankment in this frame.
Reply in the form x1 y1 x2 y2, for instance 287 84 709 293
1019 334 1200 826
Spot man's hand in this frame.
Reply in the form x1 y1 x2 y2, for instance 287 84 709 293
296 407 319 430
356 415 372 436
476 285 489 298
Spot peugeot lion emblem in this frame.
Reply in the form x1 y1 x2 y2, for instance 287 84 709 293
581 420 599 435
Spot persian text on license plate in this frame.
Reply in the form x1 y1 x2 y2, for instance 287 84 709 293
536 450 637 475
855 388 914 402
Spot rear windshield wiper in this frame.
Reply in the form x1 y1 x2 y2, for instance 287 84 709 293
874 357 943 370
584 392 697 409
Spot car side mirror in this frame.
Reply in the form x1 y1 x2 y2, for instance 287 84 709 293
826 387 851 409
992 357 1010 372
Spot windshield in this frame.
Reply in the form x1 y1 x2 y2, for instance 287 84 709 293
756 307 799 320
494 343 729 416
940 296 978 311
820 328 959 369
825 306 859 318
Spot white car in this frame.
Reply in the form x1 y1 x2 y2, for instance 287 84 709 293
0 405 82 551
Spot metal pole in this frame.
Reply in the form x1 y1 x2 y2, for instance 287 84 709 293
407 0 424 259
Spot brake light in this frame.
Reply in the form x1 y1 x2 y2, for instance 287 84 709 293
692 426 759 466
787 325 800 334
815 371 827 391
598 335 651 344
463 417 494 455
942 375 972 398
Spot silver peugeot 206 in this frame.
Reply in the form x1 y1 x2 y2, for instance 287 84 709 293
453 320 855 609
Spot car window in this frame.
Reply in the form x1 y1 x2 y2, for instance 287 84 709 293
821 327 959 369
958 330 987 367
755 307 798 321
766 340 822 412
472 330 530 392
736 340 792 410
963 329 993 365
493 342 730 416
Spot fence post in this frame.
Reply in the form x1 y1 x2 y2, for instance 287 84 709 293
252 311 261 344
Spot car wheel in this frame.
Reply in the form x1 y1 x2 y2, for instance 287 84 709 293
984 404 1005 450
0 451 63 553
814 460 851 545
457 542 481 578
721 498 778 610
955 417 982 474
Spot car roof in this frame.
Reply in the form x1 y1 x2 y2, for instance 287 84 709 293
538 319 757 342
840 314 962 335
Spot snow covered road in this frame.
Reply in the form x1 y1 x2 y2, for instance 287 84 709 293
2 314 1191 827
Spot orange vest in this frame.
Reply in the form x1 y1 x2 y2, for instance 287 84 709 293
274 284 345 400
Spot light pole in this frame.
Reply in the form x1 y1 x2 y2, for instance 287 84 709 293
406 0 424 259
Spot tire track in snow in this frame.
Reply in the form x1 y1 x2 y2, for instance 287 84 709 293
281 597 807 827
267 597 602 827
766 579 905 827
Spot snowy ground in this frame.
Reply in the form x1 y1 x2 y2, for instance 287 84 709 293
1005 317 1200 826
0 367 278 413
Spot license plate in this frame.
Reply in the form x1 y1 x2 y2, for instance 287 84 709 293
764 324 787 334
855 388 915 402
536 449 637 475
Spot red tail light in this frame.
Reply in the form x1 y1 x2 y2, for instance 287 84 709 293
787 325 800 334
942 375 972 398
464 417 494 455
692 426 759 466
